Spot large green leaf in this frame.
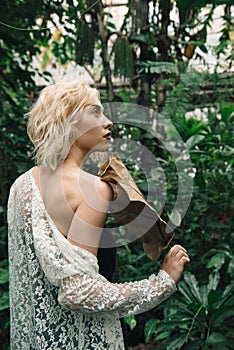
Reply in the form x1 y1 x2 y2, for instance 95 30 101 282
227 258 234 277
186 134 205 149
216 282 234 308
178 281 198 304
207 332 229 345
220 102 234 121
199 284 209 306
0 267 9 284
183 272 203 304
0 291 9 311
212 306 234 327
207 270 220 292
129 34 151 44
144 318 160 343
207 290 222 311
156 331 171 341
165 334 187 350
139 61 179 75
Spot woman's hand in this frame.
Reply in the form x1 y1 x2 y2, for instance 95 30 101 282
161 245 190 284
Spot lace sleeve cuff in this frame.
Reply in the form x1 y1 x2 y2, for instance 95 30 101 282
157 269 177 288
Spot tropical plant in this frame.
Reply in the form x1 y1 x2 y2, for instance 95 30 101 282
0 1 233 349
144 270 234 349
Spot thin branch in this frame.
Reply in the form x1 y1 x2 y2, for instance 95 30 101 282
178 305 204 350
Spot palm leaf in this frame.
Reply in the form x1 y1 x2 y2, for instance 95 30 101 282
183 272 203 304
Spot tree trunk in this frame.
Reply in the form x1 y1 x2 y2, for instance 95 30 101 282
155 0 172 111
158 0 171 62
130 0 152 107
95 1 114 102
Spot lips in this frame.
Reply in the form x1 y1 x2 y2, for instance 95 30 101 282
104 132 111 140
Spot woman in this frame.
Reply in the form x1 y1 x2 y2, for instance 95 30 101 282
8 79 190 349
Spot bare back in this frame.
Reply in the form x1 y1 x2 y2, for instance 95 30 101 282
32 164 112 255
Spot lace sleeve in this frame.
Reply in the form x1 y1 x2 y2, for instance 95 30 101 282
32 216 176 318
59 269 176 318
31 186 176 318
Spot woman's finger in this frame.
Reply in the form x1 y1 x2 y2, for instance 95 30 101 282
169 244 187 256
180 256 190 266
175 250 189 261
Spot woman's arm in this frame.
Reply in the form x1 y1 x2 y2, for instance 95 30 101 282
32 177 189 318
59 267 176 317
66 178 112 254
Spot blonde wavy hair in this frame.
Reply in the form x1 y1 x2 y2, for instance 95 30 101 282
27 79 99 170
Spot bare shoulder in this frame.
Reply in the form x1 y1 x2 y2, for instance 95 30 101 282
79 170 113 202
95 176 113 201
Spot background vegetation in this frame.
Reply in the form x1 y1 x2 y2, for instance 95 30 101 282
0 0 233 349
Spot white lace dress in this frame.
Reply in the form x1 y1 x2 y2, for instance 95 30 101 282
7 169 176 350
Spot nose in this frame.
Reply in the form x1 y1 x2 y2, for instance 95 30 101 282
103 115 113 129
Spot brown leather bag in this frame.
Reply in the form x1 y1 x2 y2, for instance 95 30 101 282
98 153 174 260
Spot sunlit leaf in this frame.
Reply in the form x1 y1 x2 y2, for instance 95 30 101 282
207 270 220 291
207 332 228 345
124 315 137 331
206 253 226 270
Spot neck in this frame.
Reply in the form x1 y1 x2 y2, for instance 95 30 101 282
65 143 88 168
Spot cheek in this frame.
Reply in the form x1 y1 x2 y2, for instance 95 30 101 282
77 123 99 138
77 127 102 149
84 126 100 139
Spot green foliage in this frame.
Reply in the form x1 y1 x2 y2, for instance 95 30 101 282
0 0 233 349
0 2 65 348
113 36 133 79
177 0 234 10
144 318 160 343
124 315 137 331
113 68 234 347
201 243 233 273
115 241 161 282
76 20 95 65
147 270 234 349
0 255 9 350
139 61 179 76
0 259 9 312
